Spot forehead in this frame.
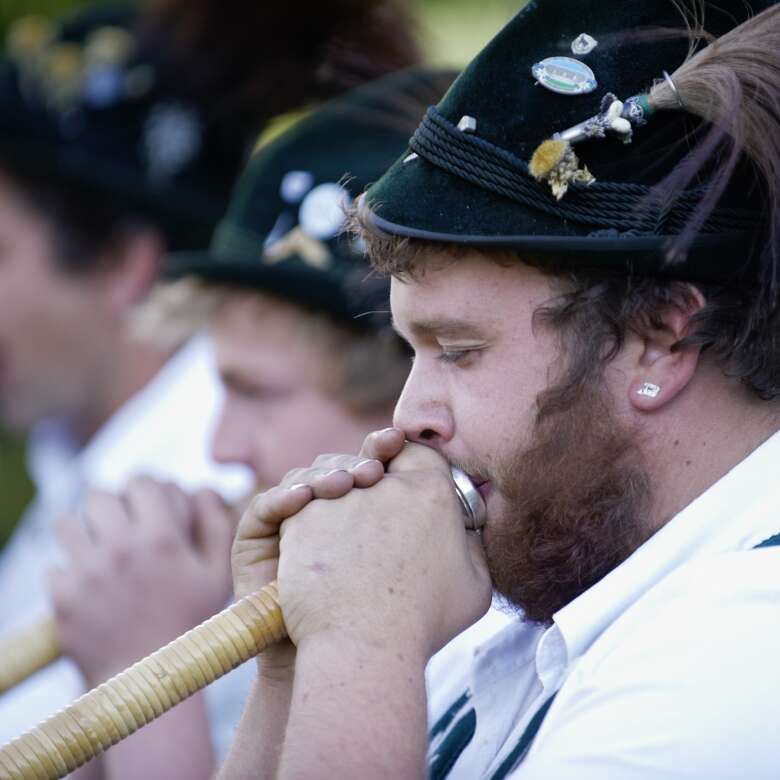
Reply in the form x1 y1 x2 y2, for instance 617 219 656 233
389 251 552 335
210 291 336 380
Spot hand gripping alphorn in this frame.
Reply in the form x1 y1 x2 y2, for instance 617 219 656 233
0 468 485 780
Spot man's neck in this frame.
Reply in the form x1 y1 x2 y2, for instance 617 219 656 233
646 363 780 533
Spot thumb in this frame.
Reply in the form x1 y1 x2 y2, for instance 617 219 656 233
358 427 405 462
386 441 451 475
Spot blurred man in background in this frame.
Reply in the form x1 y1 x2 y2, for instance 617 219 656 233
0 0 421 768
44 66 510 779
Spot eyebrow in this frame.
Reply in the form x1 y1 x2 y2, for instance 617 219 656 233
392 317 488 340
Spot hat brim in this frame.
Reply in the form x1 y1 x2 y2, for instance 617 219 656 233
166 251 386 330
364 153 757 283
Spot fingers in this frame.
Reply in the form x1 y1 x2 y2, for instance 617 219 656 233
233 485 304 598
192 488 234 569
348 458 385 488
48 564 78 628
309 469 354 498
359 427 405 462
238 483 314 542
123 476 193 539
161 481 196 536
81 490 129 543
281 459 384 498
53 513 93 568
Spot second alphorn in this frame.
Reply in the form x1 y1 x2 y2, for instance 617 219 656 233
0 467 484 780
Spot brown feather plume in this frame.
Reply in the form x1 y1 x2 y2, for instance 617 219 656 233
646 4 780 288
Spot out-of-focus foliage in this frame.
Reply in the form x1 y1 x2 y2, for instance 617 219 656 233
0 0 90 41
418 0 518 66
0 433 32 547
0 0 519 60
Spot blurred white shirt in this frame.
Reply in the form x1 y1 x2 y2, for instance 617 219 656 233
426 430 780 779
0 333 253 759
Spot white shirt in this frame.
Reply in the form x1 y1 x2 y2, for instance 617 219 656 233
0 333 253 759
427 430 780 779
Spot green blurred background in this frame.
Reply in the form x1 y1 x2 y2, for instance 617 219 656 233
0 0 519 549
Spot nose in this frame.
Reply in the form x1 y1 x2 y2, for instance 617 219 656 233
392 360 455 447
211 400 256 471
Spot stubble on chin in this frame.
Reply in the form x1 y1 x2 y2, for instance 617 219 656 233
484 384 653 625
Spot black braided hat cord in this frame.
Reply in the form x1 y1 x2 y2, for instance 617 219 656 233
409 108 759 236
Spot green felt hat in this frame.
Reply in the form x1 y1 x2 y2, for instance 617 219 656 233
167 66 455 328
363 0 779 284
0 4 258 250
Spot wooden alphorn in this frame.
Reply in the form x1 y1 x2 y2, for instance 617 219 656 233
0 490 263 697
0 468 484 780
0 583 284 780
0 620 60 696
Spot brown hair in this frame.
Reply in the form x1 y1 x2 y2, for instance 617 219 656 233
350 208 780 403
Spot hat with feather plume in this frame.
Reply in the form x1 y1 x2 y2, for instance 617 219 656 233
362 0 780 289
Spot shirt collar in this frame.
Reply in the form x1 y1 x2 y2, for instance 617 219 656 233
553 428 780 664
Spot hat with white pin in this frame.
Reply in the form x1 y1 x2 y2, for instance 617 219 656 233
166 66 456 328
362 0 780 288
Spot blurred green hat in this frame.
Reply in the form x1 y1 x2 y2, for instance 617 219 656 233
362 0 779 284
0 4 257 249
166 67 455 328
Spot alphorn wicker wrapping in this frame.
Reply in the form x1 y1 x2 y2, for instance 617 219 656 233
0 583 284 780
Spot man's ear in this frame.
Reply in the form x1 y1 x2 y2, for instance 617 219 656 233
628 285 706 413
103 228 166 319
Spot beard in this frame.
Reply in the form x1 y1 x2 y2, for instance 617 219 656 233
482 382 653 625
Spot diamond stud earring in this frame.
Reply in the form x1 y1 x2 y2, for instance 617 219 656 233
637 382 661 398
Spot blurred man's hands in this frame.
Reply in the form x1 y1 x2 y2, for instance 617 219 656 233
49 477 235 686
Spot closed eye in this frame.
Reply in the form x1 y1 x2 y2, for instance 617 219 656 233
438 348 482 366
222 372 292 401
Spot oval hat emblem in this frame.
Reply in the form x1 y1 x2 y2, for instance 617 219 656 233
531 56 597 95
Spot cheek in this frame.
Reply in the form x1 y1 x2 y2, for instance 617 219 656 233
0 269 44 340
269 394 374 479
452 353 547 465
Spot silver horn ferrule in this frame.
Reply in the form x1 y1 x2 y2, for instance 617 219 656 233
450 466 486 531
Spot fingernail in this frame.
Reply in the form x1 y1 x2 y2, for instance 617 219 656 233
287 483 310 492
321 469 348 478
350 459 380 471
